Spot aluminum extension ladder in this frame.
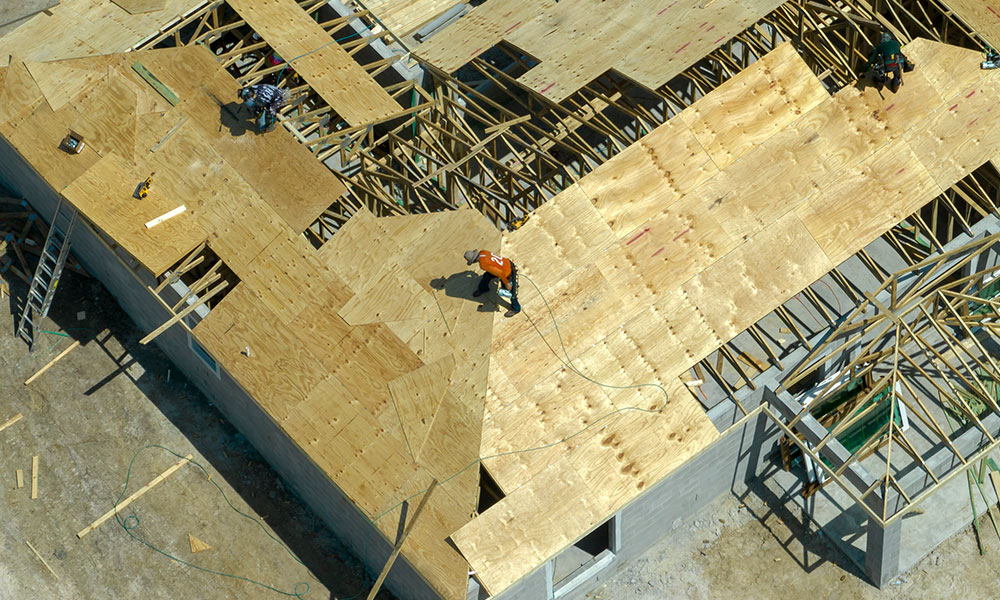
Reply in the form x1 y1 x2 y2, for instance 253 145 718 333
15 200 78 350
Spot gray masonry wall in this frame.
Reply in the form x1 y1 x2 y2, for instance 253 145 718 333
616 409 777 565
0 136 440 600
489 400 781 600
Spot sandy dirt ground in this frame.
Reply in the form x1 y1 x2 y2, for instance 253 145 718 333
592 489 1000 600
0 264 394 599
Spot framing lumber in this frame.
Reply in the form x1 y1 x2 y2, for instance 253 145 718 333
140 280 229 345
144 205 187 229
77 454 193 539
0 413 23 433
227 0 400 126
131 61 179 106
31 455 38 499
25 540 58 579
366 479 438 600
24 341 81 385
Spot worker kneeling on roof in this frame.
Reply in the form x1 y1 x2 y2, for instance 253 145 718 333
465 249 521 318
862 32 915 93
238 83 290 133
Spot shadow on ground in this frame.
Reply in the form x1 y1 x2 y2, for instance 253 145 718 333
736 455 868 580
3 251 395 600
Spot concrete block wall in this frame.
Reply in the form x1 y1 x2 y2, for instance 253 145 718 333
0 137 441 600
616 409 777 563
489 404 781 600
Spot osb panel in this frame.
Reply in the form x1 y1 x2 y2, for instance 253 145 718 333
680 211 833 346
414 0 553 73
576 117 717 236
0 0 205 65
679 42 829 170
0 57 45 130
24 59 106 111
61 151 206 276
798 141 943 265
451 459 609 595
227 0 400 126
936 0 1000 53
388 355 457 460
68 71 138 159
419 0 783 102
364 0 463 37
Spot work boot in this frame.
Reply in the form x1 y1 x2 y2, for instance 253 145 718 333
504 309 519 318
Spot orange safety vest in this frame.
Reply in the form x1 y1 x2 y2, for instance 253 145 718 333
478 251 512 286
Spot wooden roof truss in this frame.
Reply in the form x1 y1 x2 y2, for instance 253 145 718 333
774 231 1000 525
763 0 985 90
137 1 851 233
691 163 1000 416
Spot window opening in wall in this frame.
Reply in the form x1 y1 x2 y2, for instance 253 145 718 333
477 464 504 514
550 516 618 599
188 333 220 378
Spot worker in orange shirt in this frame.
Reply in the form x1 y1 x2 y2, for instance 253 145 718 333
464 249 520 317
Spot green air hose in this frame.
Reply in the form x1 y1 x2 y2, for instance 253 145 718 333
114 272 671 598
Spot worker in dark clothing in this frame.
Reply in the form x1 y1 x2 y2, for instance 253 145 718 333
465 249 520 317
238 83 288 132
862 32 915 93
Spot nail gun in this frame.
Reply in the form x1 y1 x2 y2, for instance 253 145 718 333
983 47 1000 70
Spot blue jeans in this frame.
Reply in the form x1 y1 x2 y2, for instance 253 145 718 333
476 263 520 312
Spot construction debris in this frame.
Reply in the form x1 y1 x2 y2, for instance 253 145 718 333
24 341 81 386
188 534 212 554
77 454 192 539
25 541 59 580
31 455 38 500
0 413 23 433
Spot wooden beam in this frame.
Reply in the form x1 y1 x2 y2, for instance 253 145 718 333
413 129 508 187
145 205 187 229
132 62 180 106
25 541 59 579
31 455 39 500
366 479 438 600
77 454 193 538
0 413 23 433
140 280 229 345
24 341 81 385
